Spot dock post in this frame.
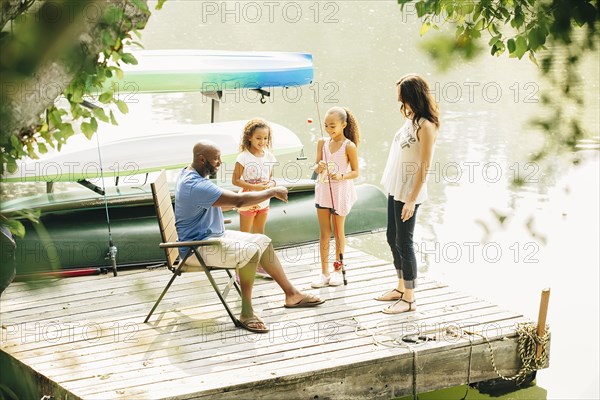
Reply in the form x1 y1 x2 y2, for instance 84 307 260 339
536 288 550 358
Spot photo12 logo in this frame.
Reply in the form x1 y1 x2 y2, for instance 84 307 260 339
214 321 341 344
8 160 143 184
430 81 540 104
2 321 139 345
14 240 141 265
416 241 541 264
424 161 542 185
200 1 341 24
199 81 340 105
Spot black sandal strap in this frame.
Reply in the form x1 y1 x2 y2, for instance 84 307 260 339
401 298 415 310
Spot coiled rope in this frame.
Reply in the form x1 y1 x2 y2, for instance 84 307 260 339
337 318 550 399
469 321 550 384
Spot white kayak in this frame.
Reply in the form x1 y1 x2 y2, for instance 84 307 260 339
1 120 303 183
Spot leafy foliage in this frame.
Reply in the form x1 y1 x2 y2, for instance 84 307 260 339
1 1 150 177
398 0 599 164
0 209 40 239
399 0 598 63
0 0 163 238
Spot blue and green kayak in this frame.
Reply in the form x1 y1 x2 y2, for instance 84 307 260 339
105 50 314 93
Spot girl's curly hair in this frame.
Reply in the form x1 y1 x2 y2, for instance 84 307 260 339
240 118 273 152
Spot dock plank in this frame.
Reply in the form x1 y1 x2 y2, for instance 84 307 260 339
0 244 546 400
1 260 438 352
1 250 379 320
25 287 464 370
56 299 502 387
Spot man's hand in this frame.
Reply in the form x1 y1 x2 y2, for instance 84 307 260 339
270 186 288 202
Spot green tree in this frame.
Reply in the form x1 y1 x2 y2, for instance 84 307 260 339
398 0 599 168
0 0 166 236
0 0 162 392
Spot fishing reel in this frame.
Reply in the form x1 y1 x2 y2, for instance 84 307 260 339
333 256 347 285
104 241 118 277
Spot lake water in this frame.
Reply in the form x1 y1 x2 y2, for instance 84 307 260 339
135 2 599 398
4 0 600 398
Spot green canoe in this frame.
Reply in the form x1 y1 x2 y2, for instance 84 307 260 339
4 180 386 274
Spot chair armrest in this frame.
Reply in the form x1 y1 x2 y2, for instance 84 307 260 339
160 240 221 248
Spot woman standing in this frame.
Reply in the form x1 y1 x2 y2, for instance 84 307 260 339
377 74 440 314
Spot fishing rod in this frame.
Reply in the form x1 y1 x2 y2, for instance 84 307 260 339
311 104 347 285
95 127 118 277
15 268 104 281
82 100 118 277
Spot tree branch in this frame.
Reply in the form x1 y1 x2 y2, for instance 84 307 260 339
0 0 35 31
0 0 150 140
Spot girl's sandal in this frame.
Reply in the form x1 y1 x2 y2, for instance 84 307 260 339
382 298 416 314
374 288 404 301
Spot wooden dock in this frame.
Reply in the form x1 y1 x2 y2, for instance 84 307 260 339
0 244 547 399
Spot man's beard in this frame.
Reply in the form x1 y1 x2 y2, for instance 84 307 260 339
206 162 218 178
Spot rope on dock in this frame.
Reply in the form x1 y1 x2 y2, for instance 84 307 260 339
337 318 550 398
337 317 422 399
466 321 550 384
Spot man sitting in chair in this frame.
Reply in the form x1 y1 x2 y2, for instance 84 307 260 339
175 140 325 334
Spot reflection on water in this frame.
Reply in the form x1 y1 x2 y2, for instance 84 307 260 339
2 1 599 398
399 383 548 400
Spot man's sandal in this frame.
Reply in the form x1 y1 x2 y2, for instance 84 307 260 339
284 294 325 308
236 316 269 333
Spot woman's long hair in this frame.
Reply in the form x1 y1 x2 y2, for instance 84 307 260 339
396 74 440 129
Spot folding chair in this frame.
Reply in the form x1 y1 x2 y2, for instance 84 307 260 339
144 170 242 326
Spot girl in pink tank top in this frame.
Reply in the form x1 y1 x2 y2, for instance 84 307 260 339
311 107 360 288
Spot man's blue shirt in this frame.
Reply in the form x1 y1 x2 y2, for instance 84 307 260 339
175 168 224 256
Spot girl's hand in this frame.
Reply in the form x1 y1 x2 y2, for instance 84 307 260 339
328 173 343 181
259 180 276 190
316 160 327 174
401 200 416 222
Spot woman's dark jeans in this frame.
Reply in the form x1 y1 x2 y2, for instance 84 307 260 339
386 195 420 289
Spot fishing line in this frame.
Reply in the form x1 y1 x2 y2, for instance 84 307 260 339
85 101 118 277
313 101 347 285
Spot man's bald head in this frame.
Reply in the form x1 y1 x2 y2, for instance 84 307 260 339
191 140 221 177
192 140 219 163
